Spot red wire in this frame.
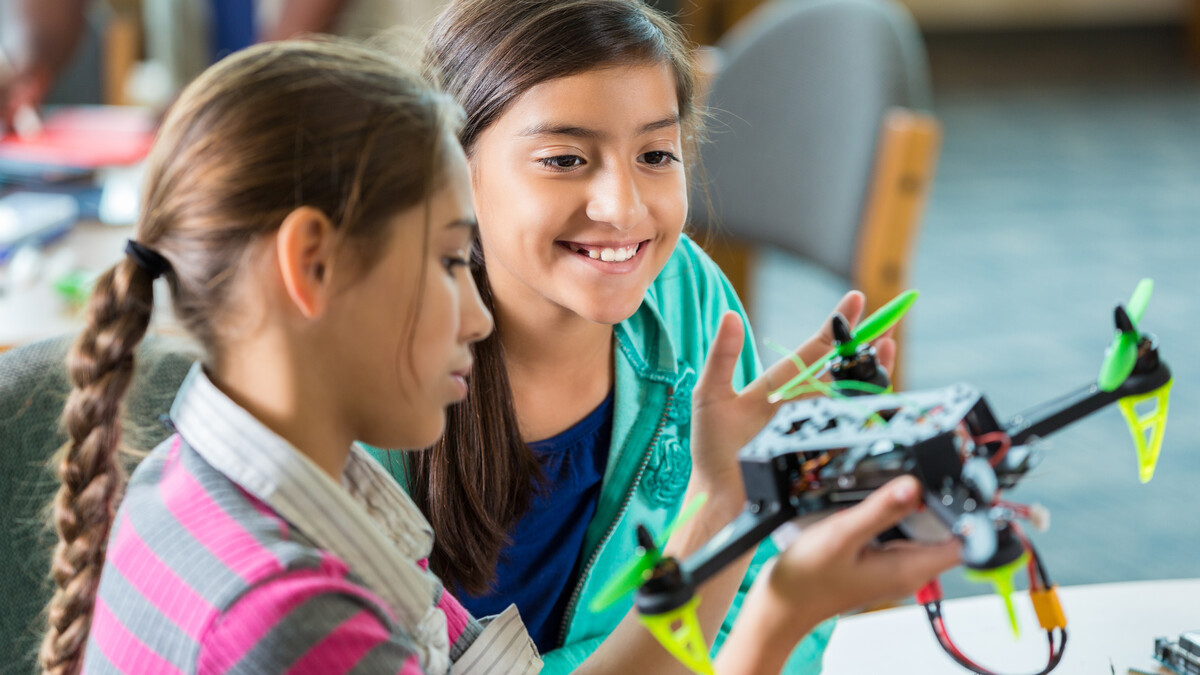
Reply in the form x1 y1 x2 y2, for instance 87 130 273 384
994 499 1032 518
975 431 1013 467
933 614 989 672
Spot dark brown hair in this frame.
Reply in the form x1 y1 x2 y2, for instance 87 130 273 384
407 0 699 595
40 40 460 675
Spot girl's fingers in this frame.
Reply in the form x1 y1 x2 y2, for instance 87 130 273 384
874 336 896 374
807 290 866 355
832 475 925 551
749 291 867 400
693 311 746 406
867 539 962 597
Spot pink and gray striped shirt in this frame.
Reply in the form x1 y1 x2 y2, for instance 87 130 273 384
84 365 541 674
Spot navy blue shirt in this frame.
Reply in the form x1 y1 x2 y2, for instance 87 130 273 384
457 392 614 653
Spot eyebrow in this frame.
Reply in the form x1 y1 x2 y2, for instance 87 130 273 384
518 115 680 140
444 218 478 230
441 218 479 235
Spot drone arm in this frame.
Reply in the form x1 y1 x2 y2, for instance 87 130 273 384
681 502 797 590
1005 362 1170 446
1005 384 1119 446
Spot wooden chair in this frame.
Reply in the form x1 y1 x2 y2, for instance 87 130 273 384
689 0 941 389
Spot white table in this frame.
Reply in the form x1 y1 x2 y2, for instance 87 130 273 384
0 221 132 350
822 578 1198 674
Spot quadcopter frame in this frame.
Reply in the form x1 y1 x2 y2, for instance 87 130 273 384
604 282 1173 675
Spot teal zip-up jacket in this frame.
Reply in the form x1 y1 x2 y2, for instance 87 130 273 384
372 234 834 673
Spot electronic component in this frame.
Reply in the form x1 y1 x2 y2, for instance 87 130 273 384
1155 631 1200 675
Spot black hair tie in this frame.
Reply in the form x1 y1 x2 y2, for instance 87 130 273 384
125 240 172 280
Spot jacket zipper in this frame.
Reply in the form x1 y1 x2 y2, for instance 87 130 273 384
556 389 675 648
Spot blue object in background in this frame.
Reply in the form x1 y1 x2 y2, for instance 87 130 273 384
0 193 80 263
211 0 257 60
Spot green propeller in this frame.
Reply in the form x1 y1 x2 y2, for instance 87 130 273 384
1098 279 1153 392
589 494 708 612
769 290 919 403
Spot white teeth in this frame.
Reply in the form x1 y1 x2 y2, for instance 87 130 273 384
569 242 639 262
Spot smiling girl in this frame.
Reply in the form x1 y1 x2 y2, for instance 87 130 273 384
380 1 893 673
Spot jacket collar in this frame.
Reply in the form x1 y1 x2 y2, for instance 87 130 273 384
614 291 680 383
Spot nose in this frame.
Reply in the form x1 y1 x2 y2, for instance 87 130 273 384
460 271 494 344
585 164 647 231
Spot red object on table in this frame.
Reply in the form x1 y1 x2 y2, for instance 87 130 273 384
0 106 156 168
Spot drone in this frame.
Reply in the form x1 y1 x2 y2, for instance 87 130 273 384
591 281 1173 675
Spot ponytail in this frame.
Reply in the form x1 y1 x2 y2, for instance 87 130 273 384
39 257 157 675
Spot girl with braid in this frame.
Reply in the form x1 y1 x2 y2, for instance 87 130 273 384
40 38 957 675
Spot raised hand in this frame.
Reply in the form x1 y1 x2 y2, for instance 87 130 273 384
688 292 895 493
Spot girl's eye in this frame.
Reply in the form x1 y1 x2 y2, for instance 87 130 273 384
537 155 585 170
642 150 680 166
442 256 472 274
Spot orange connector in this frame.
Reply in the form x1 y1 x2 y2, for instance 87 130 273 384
1030 585 1067 630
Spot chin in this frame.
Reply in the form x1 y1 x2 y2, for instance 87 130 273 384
572 292 648 326
412 419 448 449
371 415 446 451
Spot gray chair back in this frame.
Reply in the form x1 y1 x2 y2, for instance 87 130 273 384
691 0 932 280
0 335 195 673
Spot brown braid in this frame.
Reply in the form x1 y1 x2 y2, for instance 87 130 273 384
39 259 156 675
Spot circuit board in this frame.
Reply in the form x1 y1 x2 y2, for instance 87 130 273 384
1156 632 1200 675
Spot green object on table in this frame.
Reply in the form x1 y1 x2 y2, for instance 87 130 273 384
52 269 95 306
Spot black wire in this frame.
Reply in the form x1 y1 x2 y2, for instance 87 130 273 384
1029 541 1052 588
925 601 1069 675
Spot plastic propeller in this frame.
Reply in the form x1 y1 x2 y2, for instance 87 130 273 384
769 290 919 403
1098 279 1153 392
589 494 708 612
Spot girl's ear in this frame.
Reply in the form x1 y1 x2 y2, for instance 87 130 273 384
277 206 338 319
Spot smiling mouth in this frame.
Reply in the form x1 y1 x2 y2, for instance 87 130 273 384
561 240 647 263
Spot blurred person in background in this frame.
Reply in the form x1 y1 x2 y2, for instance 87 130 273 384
0 0 450 132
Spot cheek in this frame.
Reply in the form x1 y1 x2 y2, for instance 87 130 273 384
412 277 459 361
651 176 689 236
476 167 578 240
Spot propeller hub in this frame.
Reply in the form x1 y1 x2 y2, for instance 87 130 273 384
830 347 890 394
636 525 657 554
831 313 854 345
1114 305 1136 334
635 558 694 616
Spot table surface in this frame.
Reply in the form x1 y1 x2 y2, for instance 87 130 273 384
822 578 1198 675
0 221 132 349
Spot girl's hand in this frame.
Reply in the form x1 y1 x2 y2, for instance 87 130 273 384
766 475 961 622
689 291 894 492
715 476 961 675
